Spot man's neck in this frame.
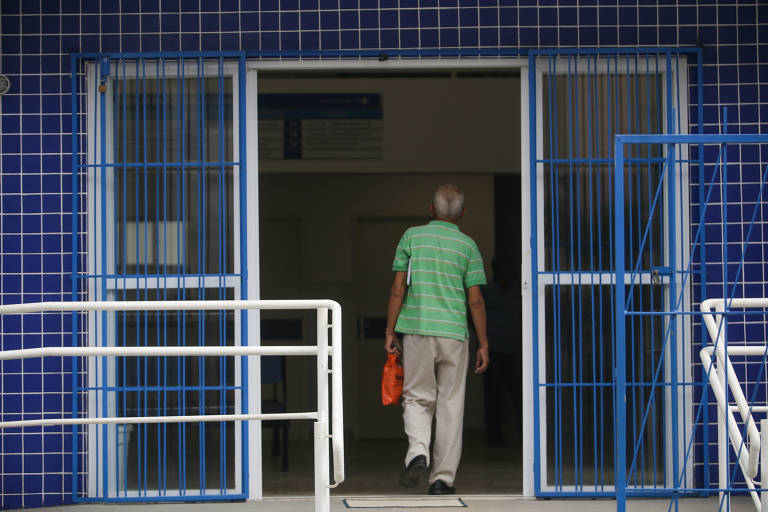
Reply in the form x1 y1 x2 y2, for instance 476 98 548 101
433 217 457 224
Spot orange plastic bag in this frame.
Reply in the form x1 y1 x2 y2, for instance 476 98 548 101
381 352 404 405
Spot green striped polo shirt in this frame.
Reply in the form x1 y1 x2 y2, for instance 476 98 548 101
392 220 486 341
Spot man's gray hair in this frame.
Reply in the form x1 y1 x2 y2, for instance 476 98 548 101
433 184 465 220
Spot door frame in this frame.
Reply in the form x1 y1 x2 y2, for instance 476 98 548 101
519 58 535 498
251 57 529 497
249 57 528 497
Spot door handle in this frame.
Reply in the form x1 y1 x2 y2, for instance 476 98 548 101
651 266 672 284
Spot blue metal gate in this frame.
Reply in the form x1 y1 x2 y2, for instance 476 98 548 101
70 52 250 501
528 48 702 497
615 131 768 511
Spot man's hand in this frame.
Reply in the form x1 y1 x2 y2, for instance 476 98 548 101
474 346 489 374
385 332 402 354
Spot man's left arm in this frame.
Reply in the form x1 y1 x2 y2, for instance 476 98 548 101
467 285 490 373
384 271 408 354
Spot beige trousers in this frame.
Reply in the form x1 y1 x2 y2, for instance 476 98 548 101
401 334 469 486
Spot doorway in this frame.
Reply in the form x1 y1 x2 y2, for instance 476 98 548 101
255 68 524 495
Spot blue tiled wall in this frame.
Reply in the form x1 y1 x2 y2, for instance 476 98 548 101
1 0 768 508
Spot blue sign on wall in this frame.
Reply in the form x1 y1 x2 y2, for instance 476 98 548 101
258 93 384 160
258 93 383 119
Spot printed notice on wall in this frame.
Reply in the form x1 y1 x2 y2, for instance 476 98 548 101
258 93 383 160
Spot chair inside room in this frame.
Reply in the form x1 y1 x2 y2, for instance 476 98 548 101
261 355 289 471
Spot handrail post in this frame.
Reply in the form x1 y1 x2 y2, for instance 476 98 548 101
715 304 730 512
330 302 345 486
762 419 767 511
718 354 729 511
315 308 330 512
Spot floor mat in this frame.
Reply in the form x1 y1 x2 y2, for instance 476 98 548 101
343 497 467 508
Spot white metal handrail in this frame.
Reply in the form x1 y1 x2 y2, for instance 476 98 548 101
700 297 768 511
0 299 344 512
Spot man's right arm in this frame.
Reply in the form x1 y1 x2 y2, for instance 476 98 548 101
384 271 407 353
467 285 490 373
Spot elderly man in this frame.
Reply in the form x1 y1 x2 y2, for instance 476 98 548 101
384 184 490 495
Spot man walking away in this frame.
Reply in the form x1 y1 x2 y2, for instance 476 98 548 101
384 184 490 495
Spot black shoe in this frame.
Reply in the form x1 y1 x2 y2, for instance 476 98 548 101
399 455 427 487
428 479 456 495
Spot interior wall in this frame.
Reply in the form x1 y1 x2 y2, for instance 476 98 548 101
259 173 495 439
256 72 520 440
257 73 521 175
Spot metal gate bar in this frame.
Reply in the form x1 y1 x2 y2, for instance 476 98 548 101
71 52 248 501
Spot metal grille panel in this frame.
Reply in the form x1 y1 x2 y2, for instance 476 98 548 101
529 49 698 497
71 53 249 501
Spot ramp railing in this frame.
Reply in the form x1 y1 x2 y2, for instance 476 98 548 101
0 300 344 512
700 297 768 511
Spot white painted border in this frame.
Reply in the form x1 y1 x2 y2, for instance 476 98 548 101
519 61 535 498
675 55 694 490
231 61 246 497
659 55 693 492
247 58 525 71
85 61 99 498
245 67 262 501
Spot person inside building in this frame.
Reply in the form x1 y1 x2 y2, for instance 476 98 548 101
384 184 490 495
481 254 522 445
